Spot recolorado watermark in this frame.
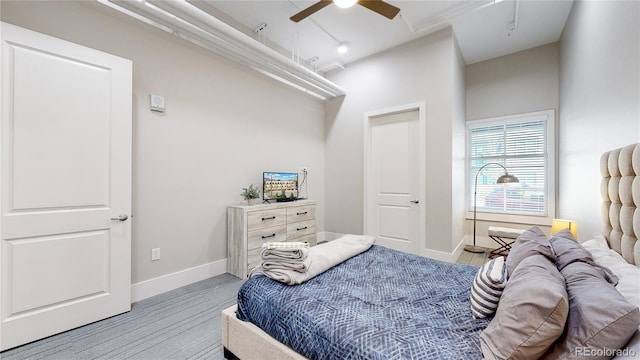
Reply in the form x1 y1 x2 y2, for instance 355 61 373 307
575 347 636 357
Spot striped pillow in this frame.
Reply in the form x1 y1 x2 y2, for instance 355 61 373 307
471 256 507 319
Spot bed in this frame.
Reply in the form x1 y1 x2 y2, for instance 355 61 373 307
222 143 640 360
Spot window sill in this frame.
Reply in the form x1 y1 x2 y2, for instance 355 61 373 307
465 211 553 227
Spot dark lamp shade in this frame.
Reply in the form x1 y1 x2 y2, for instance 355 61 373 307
496 173 519 184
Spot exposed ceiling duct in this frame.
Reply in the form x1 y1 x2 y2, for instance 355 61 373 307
98 0 346 100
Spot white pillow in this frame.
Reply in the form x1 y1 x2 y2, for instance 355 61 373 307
581 234 640 309
471 256 507 319
582 235 640 360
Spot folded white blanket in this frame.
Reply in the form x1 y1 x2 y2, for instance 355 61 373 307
252 234 376 285
261 247 309 262
262 256 312 273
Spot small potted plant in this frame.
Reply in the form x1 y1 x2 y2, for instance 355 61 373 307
241 184 260 205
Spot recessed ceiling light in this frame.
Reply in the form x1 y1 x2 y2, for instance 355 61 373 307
334 0 357 9
337 43 349 54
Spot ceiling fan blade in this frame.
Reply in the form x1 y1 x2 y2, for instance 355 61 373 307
290 0 333 22
358 1 401 20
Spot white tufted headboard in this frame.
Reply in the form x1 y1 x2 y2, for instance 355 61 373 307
601 143 640 265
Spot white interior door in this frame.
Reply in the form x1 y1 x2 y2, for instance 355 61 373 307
365 108 423 255
0 22 132 351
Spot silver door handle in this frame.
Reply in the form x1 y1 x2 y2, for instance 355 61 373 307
111 214 128 221
410 200 419 204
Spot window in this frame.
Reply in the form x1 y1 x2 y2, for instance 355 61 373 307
467 110 555 223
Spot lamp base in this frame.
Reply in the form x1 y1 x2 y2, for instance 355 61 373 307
464 245 486 254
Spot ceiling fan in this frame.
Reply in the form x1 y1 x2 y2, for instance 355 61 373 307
290 0 401 23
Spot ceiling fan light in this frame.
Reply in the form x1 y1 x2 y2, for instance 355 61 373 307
334 0 357 9
337 43 349 54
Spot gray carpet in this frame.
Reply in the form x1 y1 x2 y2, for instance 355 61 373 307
0 273 245 360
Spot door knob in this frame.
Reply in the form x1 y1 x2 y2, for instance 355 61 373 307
111 214 128 221
410 200 419 204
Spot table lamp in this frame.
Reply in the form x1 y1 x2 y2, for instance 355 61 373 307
551 219 578 239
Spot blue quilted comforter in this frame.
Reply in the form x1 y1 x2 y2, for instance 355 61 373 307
237 245 490 360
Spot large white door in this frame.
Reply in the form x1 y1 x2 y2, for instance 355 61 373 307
0 23 132 351
365 108 423 255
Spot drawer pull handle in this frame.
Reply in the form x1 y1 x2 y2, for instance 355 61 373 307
262 234 276 239
296 226 308 231
262 216 276 221
296 211 308 215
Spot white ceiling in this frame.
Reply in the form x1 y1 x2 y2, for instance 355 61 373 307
202 0 574 73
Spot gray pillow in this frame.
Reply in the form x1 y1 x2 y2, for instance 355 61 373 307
541 261 640 359
549 229 591 270
480 254 569 360
550 230 619 285
506 226 553 277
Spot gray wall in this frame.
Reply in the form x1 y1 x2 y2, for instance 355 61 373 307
1 1 327 284
325 28 465 255
559 0 640 241
464 43 560 243
466 43 560 121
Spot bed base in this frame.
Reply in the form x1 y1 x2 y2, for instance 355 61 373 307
222 305 308 360
223 347 238 360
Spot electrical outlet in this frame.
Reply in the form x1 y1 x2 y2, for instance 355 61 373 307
299 167 308 173
151 248 160 261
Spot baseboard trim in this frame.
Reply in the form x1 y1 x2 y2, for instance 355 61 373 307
422 239 465 263
451 237 466 261
464 234 496 250
131 258 227 303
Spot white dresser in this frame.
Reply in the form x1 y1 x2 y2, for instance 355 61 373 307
227 200 317 278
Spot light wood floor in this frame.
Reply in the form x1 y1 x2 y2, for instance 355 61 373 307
455 247 494 266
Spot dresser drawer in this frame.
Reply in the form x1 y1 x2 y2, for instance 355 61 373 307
247 209 287 230
295 233 317 246
287 205 315 223
248 225 287 250
287 220 316 240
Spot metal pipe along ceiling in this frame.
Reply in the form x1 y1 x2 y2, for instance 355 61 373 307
101 0 347 99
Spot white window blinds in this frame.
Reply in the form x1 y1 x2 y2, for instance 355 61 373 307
468 113 549 216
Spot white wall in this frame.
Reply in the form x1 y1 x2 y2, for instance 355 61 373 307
559 0 640 241
325 28 461 255
465 43 560 244
1 1 326 284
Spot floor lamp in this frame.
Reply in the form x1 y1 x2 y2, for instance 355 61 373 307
465 163 519 253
